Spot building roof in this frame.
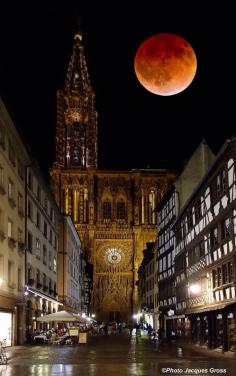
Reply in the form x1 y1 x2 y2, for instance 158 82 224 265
173 138 232 226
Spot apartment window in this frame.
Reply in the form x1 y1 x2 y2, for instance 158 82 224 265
217 267 222 286
222 217 230 240
49 229 52 244
17 159 24 180
210 227 218 247
7 219 13 238
37 185 41 203
18 192 23 215
18 228 23 243
103 201 111 220
8 140 16 166
195 199 202 222
27 200 33 220
50 206 53 220
187 210 193 230
53 257 57 272
216 169 227 197
44 197 48 212
199 240 205 257
43 273 47 289
49 252 52 269
0 122 6 148
0 255 4 282
44 221 47 238
212 270 217 288
8 179 14 199
229 262 233 282
27 267 33 284
36 211 41 229
0 209 4 233
222 264 229 284
54 235 57 250
36 238 41 259
43 245 47 265
28 171 32 190
49 278 52 293
36 269 41 287
8 261 14 286
18 268 22 291
0 165 4 188
117 201 126 220
27 231 33 253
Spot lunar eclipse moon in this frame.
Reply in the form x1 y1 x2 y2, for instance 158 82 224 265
134 33 197 96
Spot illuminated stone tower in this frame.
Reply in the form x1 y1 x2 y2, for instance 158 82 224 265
50 28 175 322
54 29 97 169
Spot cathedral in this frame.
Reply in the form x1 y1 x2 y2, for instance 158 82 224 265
50 29 175 322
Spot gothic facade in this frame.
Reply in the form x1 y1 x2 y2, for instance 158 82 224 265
50 29 175 322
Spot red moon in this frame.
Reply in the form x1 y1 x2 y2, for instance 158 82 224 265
134 33 197 96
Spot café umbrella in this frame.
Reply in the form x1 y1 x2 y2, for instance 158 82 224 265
36 310 86 323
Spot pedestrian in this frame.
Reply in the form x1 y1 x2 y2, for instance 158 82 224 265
151 331 159 350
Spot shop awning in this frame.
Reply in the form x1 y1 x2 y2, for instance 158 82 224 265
185 301 236 315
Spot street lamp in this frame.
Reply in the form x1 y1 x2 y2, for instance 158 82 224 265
133 314 137 323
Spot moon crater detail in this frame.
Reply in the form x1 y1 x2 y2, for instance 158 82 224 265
134 33 197 96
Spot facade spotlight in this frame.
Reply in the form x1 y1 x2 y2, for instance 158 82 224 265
189 283 200 294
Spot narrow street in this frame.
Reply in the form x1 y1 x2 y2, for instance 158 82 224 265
1 334 235 375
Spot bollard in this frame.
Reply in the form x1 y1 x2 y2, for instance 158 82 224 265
177 347 183 357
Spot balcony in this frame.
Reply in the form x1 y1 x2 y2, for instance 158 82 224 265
8 237 17 248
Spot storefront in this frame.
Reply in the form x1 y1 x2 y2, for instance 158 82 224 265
187 302 236 352
0 311 12 346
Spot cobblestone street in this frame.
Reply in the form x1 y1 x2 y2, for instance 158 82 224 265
1 334 236 375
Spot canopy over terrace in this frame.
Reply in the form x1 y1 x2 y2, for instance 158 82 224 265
36 310 86 323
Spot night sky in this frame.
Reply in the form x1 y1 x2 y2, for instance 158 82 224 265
0 1 234 177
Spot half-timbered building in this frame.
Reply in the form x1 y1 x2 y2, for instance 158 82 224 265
174 138 236 351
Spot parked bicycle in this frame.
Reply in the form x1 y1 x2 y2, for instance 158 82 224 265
0 339 8 364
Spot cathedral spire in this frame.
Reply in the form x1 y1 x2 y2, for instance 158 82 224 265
54 24 97 169
64 26 91 95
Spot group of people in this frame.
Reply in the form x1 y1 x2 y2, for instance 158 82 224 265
91 322 133 336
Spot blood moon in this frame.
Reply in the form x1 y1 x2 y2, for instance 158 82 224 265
134 33 197 96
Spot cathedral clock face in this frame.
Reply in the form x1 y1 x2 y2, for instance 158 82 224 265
104 247 123 265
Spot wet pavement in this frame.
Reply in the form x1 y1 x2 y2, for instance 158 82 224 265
0 333 236 375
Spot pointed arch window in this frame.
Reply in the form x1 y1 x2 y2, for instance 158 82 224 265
103 201 111 220
117 201 126 220
148 189 156 224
